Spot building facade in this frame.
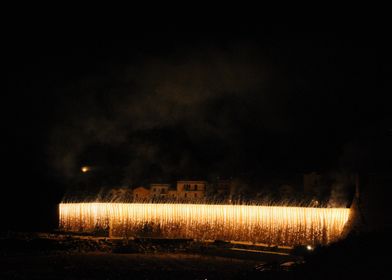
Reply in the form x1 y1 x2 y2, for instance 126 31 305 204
150 184 170 199
133 181 207 201
176 180 206 199
132 186 151 200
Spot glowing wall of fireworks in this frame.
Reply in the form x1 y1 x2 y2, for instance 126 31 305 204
59 203 350 246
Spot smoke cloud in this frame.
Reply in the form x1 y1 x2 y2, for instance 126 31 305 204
49 44 292 185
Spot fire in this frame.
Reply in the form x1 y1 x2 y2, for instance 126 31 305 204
59 203 350 246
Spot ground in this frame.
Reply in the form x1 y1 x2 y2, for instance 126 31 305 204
2 230 391 279
1 252 264 280
0 233 298 279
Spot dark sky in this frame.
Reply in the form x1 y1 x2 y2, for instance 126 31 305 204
3 23 390 230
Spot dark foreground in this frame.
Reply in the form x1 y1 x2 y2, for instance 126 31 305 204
0 231 391 279
1 252 269 280
0 232 300 280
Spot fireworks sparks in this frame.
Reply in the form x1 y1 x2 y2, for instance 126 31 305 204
59 203 350 246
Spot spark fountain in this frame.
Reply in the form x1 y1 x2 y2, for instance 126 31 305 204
59 203 350 246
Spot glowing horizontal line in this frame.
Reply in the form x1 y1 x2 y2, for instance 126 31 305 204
59 203 350 246
230 247 290 256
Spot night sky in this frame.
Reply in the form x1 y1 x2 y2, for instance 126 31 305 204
3 23 390 231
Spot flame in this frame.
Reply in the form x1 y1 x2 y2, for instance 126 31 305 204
59 203 350 246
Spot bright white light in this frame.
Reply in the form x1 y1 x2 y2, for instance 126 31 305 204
306 245 313 251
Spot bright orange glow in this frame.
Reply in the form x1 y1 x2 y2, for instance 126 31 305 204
81 166 90 173
59 203 350 246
